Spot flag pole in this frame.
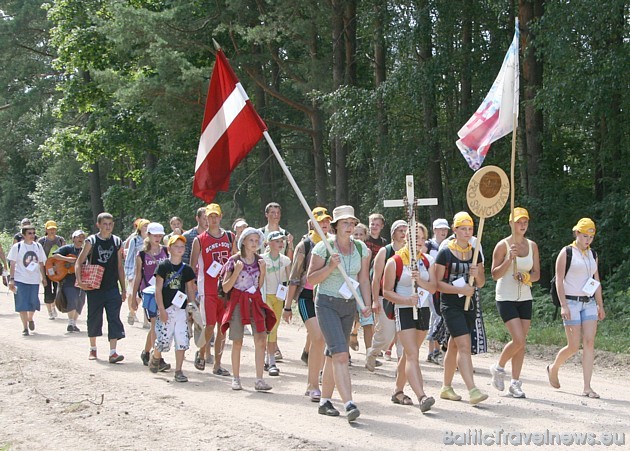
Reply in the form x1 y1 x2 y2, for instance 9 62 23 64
261 131 368 312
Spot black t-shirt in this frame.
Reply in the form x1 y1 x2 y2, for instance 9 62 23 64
366 235 388 264
86 234 122 291
156 260 195 309
435 247 482 303
54 244 83 285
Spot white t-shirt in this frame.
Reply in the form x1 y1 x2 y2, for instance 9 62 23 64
395 254 434 309
7 241 47 285
263 252 291 296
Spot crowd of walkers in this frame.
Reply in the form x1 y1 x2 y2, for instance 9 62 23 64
2 204 606 422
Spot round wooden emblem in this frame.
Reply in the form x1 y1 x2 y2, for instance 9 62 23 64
466 166 510 218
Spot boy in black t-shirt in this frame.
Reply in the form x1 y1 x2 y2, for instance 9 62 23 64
150 235 196 382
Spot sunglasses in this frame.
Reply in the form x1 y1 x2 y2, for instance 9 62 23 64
25 231 36 235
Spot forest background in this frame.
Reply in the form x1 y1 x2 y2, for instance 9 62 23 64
0 0 628 348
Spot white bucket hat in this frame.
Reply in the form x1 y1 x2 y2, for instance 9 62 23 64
330 205 359 224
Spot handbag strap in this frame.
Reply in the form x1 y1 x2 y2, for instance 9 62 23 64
164 263 185 287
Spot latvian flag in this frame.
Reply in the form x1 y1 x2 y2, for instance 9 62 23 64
193 50 267 202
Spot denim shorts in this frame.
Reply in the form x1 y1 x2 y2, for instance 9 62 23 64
563 298 598 326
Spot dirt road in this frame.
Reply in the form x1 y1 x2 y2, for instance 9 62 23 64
0 287 627 450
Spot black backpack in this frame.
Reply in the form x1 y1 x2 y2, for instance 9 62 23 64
550 246 597 319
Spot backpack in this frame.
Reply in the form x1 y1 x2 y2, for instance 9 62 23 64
383 253 430 320
550 246 597 319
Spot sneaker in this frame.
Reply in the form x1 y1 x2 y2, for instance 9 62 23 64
268 365 280 376
375 359 383 367
48 311 55 320
440 386 462 401
231 377 242 390
22 329 29 336
264 362 269 371
384 350 392 361
212 367 231 377
244 325 252 335
88 349 97 360
345 402 360 423
365 354 377 372
158 358 171 372
149 356 160 373
28 320 35 331
255 379 272 391
509 380 526 398
127 313 135 326
67 325 74 332
307 389 321 402
318 401 340 417
142 318 151 329
274 350 283 361
109 353 124 364
52 308 58 318
174 371 188 383
301 350 309 365
490 364 506 391
72 325 81 332
205 354 214 365
141 351 150 366
469 387 489 405
426 353 434 363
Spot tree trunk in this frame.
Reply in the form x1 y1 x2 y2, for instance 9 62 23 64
417 0 444 219
460 0 472 120
332 0 346 205
309 103 329 205
373 0 388 204
519 0 544 197
88 162 104 226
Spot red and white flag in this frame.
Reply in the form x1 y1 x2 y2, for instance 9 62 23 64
456 23 519 170
193 50 267 202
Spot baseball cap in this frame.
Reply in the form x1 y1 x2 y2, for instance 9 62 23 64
509 207 529 222
45 220 58 230
268 231 286 242
312 207 332 222
71 230 86 238
432 218 449 229
205 203 222 216
168 235 186 246
147 222 165 235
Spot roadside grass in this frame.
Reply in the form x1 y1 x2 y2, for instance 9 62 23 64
481 282 630 354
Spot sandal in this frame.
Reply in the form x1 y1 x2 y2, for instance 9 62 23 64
582 390 600 399
391 390 413 406
349 333 359 351
194 351 205 371
546 364 560 389
418 395 435 413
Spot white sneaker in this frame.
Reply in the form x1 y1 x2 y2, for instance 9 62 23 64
52 308 58 318
490 364 506 391
231 377 242 390
509 380 526 398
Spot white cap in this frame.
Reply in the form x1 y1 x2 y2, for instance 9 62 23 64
432 218 449 229
147 222 165 235
71 230 86 238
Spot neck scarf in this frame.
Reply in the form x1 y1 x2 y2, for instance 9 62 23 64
308 230 324 244
570 240 589 256
395 245 423 266
447 239 472 254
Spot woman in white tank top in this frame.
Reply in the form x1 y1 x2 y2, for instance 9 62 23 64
489 208 540 399
547 218 605 398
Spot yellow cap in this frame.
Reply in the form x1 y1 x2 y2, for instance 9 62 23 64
205 203 222 216
167 235 186 246
44 220 58 230
453 212 474 228
312 207 332 222
509 207 529 222
572 218 596 236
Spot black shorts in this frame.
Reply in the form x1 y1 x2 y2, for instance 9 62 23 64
395 306 430 332
496 300 532 323
440 298 476 338
298 289 316 322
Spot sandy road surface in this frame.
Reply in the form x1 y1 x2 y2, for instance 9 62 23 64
0 287 627 450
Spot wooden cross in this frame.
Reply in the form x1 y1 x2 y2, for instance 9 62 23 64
384 175 438 319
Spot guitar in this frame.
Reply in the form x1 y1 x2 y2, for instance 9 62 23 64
45 254 77 282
